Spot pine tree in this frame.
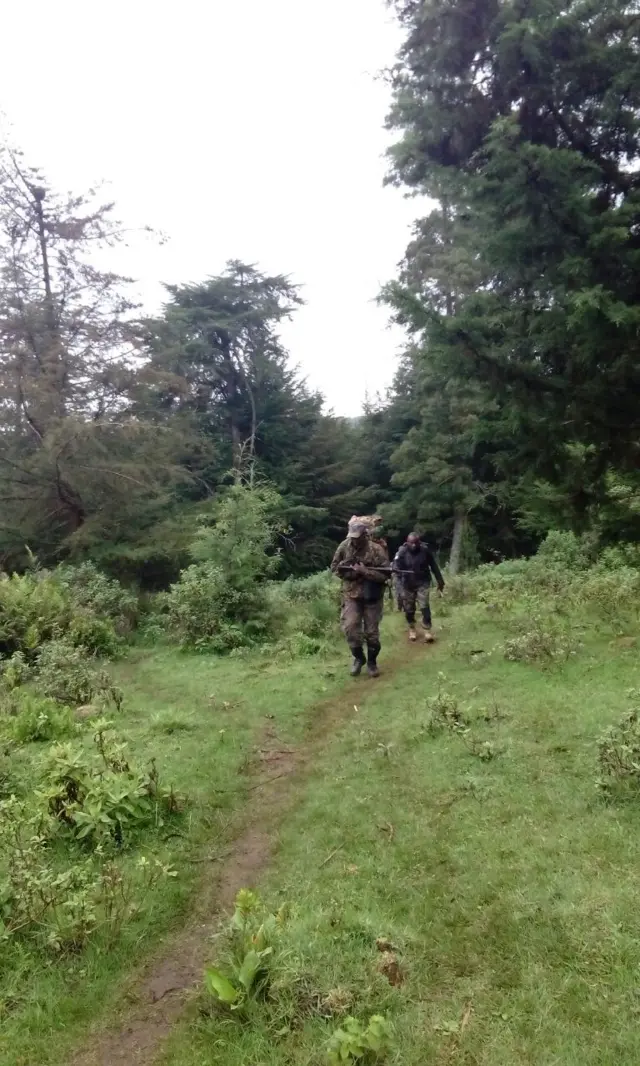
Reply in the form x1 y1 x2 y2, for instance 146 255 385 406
387 0 640 506
0 143 180 567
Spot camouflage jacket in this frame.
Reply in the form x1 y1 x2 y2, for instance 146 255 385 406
331 537 390 600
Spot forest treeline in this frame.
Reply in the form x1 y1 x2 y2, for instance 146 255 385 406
1 0 639 586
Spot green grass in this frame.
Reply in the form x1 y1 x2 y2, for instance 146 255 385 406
158 604 640 1066
0 641 350 1066
4 590 640 1066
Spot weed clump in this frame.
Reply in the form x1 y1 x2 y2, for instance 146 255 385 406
0 796 175 953
326 1014 393 1064
425 675 469 735
503 613 577 665
36 640 123 709
41 722 182 848
597 696 640 800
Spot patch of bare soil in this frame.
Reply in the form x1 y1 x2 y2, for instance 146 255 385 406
70 644 419 1066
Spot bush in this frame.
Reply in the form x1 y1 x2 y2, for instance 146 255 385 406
204 889 289 1011
503 612 577 664
535 530 594 571
0 562 131 662
165 482 286 651
574 568 640 626
424 674 469 734
0 650 32 690
40 723 181 848
0 570 71 658
8 691 75 744
597 699 640 800
36 640 123 708
596 543 640 570
57 562 139 632
164 563 270 652
326 1015 393 1065
0 797 175 952
267 571 339 654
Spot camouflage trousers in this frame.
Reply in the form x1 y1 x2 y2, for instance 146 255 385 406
402 584 431 628
340 597 383 649
392 574 404 610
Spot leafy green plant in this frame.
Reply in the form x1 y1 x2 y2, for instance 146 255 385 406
0 569 71 658
165 481 286 651
425 674 469 735
9 691 75 744
36 640 123 708
597 698 640 800
0 797 175 952
204 889 288 1011
0 651 32 691
56 562 139 633
40 724 182 847
503 617 577 665
326 1014 392 1065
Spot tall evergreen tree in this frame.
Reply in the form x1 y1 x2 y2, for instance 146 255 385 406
387 0 640 525
0 144 181 568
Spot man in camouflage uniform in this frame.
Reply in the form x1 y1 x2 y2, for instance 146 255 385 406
331 521 389 677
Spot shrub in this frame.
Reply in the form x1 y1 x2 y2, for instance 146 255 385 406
56 562 139 633
164 563 269 652
267 571 339 654
0 650 31 690
597 699 640 800
535 530 594 571
40 723 181 848
0 797 175 952
574 568 640 626
503 613 577 664
0 570 71 658
66 612 122 657
596 543 640 570
36 640 123 708
165 481 286 651
0 562 130 662
441 574 474 605
8 691 74 744
425 674 469 735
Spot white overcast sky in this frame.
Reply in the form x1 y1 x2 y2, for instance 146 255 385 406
0 0 422 415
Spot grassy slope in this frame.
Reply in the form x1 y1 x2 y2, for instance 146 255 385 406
160 604 640 1066
0 645 349 1066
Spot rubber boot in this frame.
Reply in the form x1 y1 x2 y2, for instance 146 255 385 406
366 644 380 678
349 646 365 676
421 608 434 643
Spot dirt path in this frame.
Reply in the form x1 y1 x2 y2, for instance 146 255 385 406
70 640 421 1066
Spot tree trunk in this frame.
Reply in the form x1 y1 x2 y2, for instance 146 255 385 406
449 509 466 576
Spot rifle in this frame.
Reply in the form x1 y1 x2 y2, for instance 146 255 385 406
335 564 414 576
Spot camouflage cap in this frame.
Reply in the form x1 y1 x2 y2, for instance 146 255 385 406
347 521 368 539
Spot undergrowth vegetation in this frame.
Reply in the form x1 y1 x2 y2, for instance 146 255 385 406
1 523 640 1064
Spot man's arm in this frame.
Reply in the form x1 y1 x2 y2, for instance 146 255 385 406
330 542 347 574
392 546 407 573
427 549 445 590
357 542 391 583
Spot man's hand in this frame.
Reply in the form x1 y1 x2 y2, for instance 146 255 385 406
437 585 445 597
352 562 367 575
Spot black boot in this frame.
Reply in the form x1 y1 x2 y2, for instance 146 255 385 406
366 643 380 678
349 646 365 676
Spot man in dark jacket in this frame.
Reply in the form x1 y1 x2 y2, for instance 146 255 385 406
393 532 445 643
